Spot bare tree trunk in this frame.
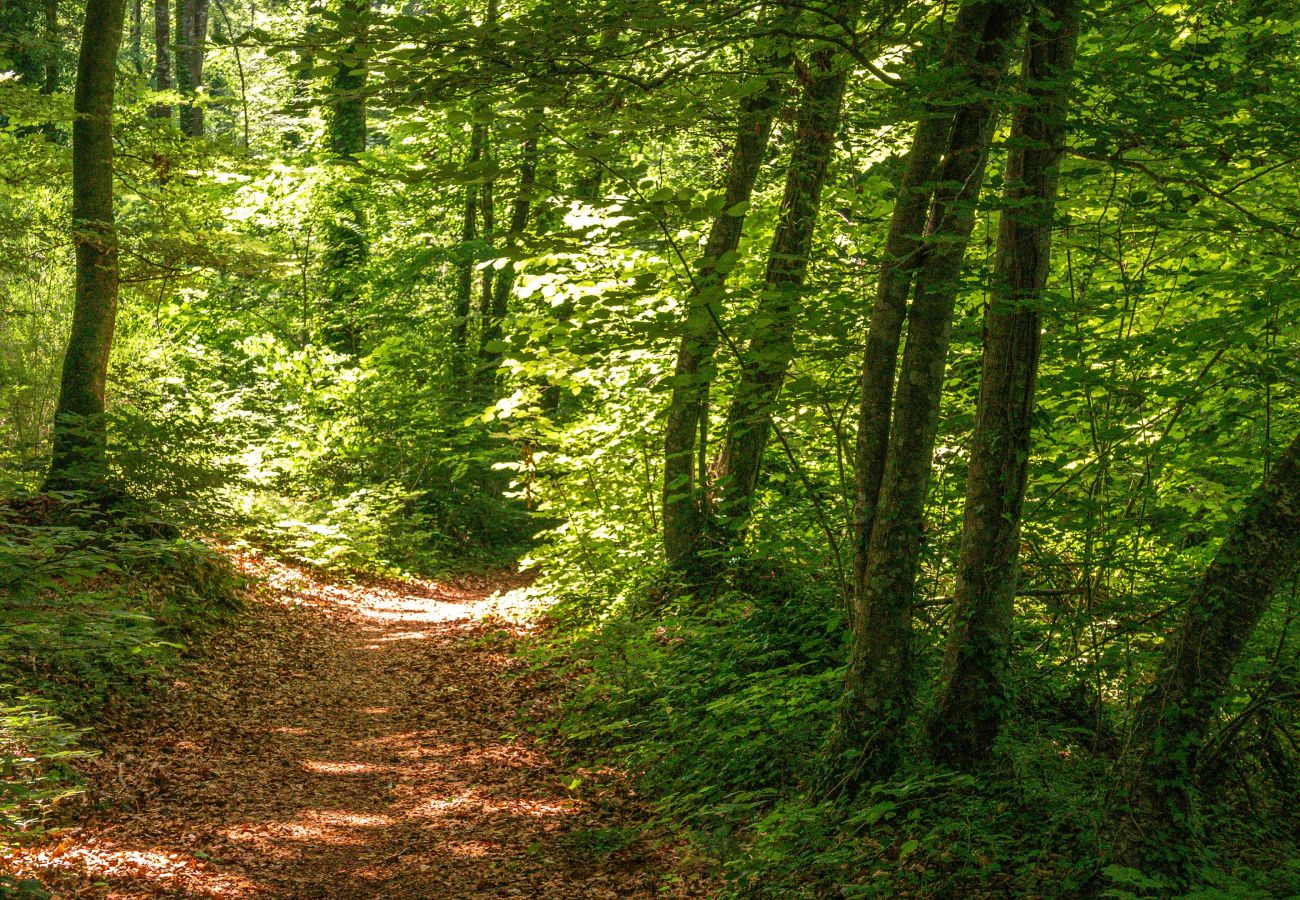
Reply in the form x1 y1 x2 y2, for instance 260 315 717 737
320 0 369 354
830 0 1026 788
43 0 58 94
1110 430 1300 877
130 0 143 74
45 0 128 494
477 120 541 386
714 6 856 535
174 0 207 136
661 15 793 577
451 122 485 375
927 0 1080 769
149 0 171 118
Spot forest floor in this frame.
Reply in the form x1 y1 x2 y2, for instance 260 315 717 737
5 553 697 898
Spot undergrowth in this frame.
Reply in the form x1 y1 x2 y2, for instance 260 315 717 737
0 492 245 868
529 550 1300 898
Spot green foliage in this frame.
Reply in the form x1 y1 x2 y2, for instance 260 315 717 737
4 0 1299 891
0 496 244 841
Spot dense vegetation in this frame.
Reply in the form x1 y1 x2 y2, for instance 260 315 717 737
2 0 1298 894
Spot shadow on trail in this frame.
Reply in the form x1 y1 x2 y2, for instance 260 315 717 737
10 557 676 898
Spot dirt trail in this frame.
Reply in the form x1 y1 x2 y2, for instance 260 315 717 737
9 556 688 898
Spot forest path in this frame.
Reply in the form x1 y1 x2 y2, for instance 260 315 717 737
11 555 682 898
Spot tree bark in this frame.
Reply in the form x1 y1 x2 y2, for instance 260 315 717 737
1110 430 1300 877
174 0 208 136
477 120 541 385
130 0 143 74
661 14 793 577
475 123 496 359
831 0 1026 788
714 9 855 535
43 0 58 95
452 122 485 375
320 0 369 354
851 0 1015 612
927 0 1080 769
149 0 171 118
44 0 128 494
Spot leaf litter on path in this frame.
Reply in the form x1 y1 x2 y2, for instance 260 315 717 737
4 553 707 898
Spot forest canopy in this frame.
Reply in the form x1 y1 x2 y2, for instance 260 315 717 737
2 0 1299 894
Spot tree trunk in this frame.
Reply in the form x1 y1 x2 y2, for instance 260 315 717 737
1110 430 1300 877
661 17 793 577
927 0 1080 769
714 10 855 536
130 0 143 74
149 0 171 118
475 123 496 360
851 0 1016 612
320 0 369 354
174 0 208 136
477 121 540 386
44 0 128 494
451 122 485 375
43 0 58 95
830 0 1026 788
322 0 367 161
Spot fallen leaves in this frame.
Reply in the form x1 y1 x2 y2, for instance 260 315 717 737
3 553 705 898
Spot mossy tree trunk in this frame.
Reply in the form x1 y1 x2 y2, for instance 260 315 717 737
927 0 1081 769
830 0 1027 789
1110 430 1300 878
45 0 128 494
149 0 172 119
714 3 857 538
661 12 793 578
174 0 207 136
320 0 369 354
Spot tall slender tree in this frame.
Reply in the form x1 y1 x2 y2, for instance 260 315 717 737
149 0 172 119
43 0 58 94
927 0 1081 768
831 0 1028 786
1110 429 1300 876
714 1 858 535
320 0 370 353
130 0 144 74
661 9 794 577
174 0 208 136
452 122 486 375
477 118 541 388
45 0 129 493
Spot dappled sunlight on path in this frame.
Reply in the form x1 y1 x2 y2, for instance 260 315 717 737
5 556 686 897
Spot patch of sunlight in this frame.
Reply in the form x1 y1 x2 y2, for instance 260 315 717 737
374 630 433 642
12 839 262 895
352 734 462 761
236 820 363 847
301 760 381 775
411 794 573 819
307 810 396 828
